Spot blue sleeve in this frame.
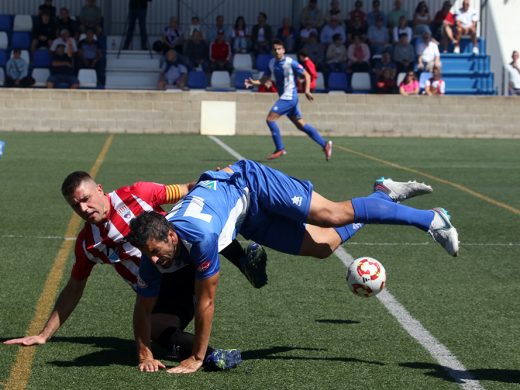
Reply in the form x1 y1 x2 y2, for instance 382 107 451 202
292 60 305 78
136 255 162 297
191 237 220 280
264 59 273 77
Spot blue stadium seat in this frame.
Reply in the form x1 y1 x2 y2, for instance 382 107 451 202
32 49 52 68
233 70 252 90
11 31 31 50
0 49 7 67
419 71 432 92
327 72 348 92
255 53 273 72
187 70 207 89
0 15 12 32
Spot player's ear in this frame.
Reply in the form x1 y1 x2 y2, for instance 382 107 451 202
168 229 178 244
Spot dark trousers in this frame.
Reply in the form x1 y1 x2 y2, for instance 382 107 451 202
123 8 148 49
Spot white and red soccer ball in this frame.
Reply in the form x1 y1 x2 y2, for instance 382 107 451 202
346 257 386 298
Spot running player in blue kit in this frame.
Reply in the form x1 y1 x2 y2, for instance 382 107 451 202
128 160 459 374
245 39 333 161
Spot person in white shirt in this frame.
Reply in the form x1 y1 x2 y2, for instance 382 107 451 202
508 50 520 96
416 31 441 72
453 0 479 54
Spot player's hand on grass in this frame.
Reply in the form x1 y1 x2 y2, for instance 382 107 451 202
138 358 165 372
305 91 314 102
166 355 203 374
4 335 47 346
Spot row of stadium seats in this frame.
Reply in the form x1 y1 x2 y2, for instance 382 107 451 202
0 67 97 88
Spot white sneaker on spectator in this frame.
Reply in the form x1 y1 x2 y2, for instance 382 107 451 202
453 46 460 54
472 46 479 55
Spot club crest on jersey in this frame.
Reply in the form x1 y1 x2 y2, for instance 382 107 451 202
197 260 211 273
117 204 132 219
199 180 217 191
292 196 303 207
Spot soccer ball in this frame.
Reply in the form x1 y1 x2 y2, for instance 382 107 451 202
346 257 386 298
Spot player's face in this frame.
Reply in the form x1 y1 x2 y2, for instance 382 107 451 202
143 231 178 268
272 44 285 60
66 180 108 224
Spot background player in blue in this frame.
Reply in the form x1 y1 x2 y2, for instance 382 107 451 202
245 39 333 161
128 160 459 374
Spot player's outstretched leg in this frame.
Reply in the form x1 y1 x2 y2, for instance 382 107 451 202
266 120 286 160
427 208 459 256
239 242 268 288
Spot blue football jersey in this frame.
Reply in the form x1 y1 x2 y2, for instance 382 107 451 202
265 56 305 101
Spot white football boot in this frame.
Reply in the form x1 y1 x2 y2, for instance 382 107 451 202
373 177 433 202
428 207 459 257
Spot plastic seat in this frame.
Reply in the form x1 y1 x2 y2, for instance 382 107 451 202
32 68 50 87
233 70 253 90
10 49 30 65
327 72 348 92
0 32 8 49
0 15 12 32
350 72 372 93
11 31 31 50
255 53 273 72
232 53 253 71
396 72 406 86
315 72 325 92
187 70 207 89
78 68 97 88
12 14 33 32
0 49 7 66
209 71 232 90
419 71 433 91
32 49 52 68
0 67 5 86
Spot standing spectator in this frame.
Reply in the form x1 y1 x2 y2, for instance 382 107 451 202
209 31 232 73
297 49 317 92
348 13 368 43
4 48 34 88
399 71 419 95
50 29 78 54
393 32 415 73
367 0 386 27
367 15 389 55
413 1 432 37
387 0 408 30
38 0 56 20
78 29 104 85
301 31 325 71
79 0 103 37
325 33 347 72
123 0 150 50
229 16 250 54
184 30 209 71
276 17 297 54
373 49 396 80
348 1 366 30
392 15 412 44
251 12 273 56
157 49 188 90
47 43 79 89
186 16 207 41
299 20 318 47
300 0 325 30
209 15 229 44
347 34 370 73
56 7 78 41
154 16 184 54
325 0 345 26
416 31 441 72
453 0 479 54
425 66 445 95
31 12 56 53
375 68 397 94
507 50 520 96
320 15 346 46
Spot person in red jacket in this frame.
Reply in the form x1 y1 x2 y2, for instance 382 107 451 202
297 49 317 92
209 31 232 72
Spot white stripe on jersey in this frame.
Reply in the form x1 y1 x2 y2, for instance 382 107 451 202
269 56 298 101
218 187 250 252
132 194 155 212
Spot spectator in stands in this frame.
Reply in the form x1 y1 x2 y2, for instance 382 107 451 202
399 70 419 95
230 16 250 54
453 0 479 54
123 0 151 50
157 49 188 90
347 13 368 43
367 0 386 27
4 48 35 88
301 31 325 71
154 16 184 54
78 29 103 85
209 15 229 44
56 7 78 41
416 30 441 72
251 12 273 56
320 15 346 46
184 30 209 72
258 79 277 93
507 50 520 96
325 0 345 26
375 68 397 94
347 34 370 73
186 16 207 41
38 0 56 20
367 15 389 55
47 43 79 89
276 17 297 54
31 12 56 53
387 0 408 30
348 1 366 30
299 20 319 47
425 65 445 95
393 32 415 73
432 1 452 49
439 3 457 53
325 33 347 73
300 0 325 30
412 1 432 37
373 49 396 80
209 31 232 73
297 49 317 92
79 0 103 37
51 29 78 55
392 15 412 44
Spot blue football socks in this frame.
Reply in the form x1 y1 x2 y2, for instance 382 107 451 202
267 121 284 151
301 123 326 148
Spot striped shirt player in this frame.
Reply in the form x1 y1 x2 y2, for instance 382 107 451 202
245 39 332 161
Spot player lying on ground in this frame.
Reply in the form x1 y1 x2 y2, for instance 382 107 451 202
4 171 267 371
128 159 459 374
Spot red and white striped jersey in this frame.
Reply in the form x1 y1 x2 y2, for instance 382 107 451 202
72 182 183 290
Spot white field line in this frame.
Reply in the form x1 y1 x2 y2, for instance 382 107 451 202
209 135 485 390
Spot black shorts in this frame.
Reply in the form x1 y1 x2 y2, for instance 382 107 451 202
152 265 196 330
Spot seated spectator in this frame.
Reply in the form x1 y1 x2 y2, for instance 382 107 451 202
251 12 273 56
367 15 389 55
258 79 277 93
432 1 452 48
301 31 325 71
373 49 396 79
348 14 368 43
186 16 207 41
4 48 35 88
300 0 325 30
387 0 408 30
51 29 78 54
348 0 366 30
209 15 229 44
367 0 386 27
276 17 297 54
413 1 432 37
56 7 78 40
393 32 415 73
229 16 250 54
392 15 412 44
416 31 441 72
79 0 103 36
440 3 457 53
320 15 346 46
325 0 345 26
47 43 79 89
31 12 56 53
425 66 445 95
347 34 370 73
184 30 209 71
508 50 520 96
154 16 184 54
297 49 317 92
39 0 56 20
157 49 188 90
399 71 419 95
209 31 232 73
299 21 319 47
454 0 479 54
325 33 347 72
78 29 104 85
375 68 397 94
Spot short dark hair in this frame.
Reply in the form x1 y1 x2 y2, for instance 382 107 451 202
259 12 267 20
127 211 172 249
61 171 93 198
298 48 308 58
12 48 21 54
272 39 284 48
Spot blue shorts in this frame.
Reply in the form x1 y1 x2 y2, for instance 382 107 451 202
269 98 302 119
